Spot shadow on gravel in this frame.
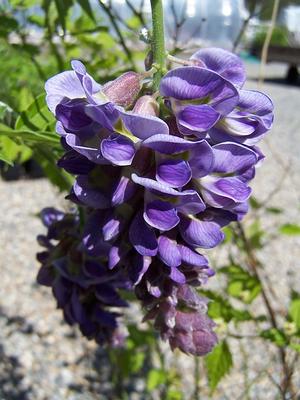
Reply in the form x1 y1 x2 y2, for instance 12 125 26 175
0 344 33 400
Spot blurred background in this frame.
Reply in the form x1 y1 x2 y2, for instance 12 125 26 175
0 0 300 399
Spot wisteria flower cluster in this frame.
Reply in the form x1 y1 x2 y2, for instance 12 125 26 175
37 48 273 356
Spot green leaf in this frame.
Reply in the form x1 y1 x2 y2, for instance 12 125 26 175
0 15 19 35
0 150 13 166
266 207 283 214
203 290 253 322
0 123 60 147
76 0 95 21
147 369 167 391
54 0 73 31
290 343 300 352
15 93 54 132
220 265 261 304
249 196 261 209
205 340 233 392
260 328 288 347
279 224 300 236
289 298 300 329
0 101 15 127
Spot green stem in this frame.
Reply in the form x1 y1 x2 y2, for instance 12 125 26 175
150 0 166 90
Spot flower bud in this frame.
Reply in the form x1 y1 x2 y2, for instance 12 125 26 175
132 95 159 117
102 72 142 108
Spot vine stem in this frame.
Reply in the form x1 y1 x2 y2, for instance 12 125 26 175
150 0 166 90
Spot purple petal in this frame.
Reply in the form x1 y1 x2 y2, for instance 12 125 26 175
178 245 209 267
220 115 258 136
119 110 169 140
158 235 181 268
169 267 186 284
160 67 239 114
238 89 274 127
108 245 122 269
57 150 95 175
41 207 64 227
212 142 257 174
144 200 180 231
156 159 192 188
85 102 119 131
102 216 122 241
191 47 246 88
176 191 206 214
129 212 158 256
143 134 196 154
45 71 85 113
132 174 205 214
177 104 220 136
201 176 251 207
73 176 110 209
71 59 87 76
129 254 152 285
188 140 214 178
82 211 111 256
101 134 136 166
65 133 105 164
111 175 137 206
180 215 225 248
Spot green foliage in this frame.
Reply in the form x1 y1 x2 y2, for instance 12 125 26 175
260 328 288 347
205 340 233 392
147 369 167 391
203 290 253 322
289 292 300 329
253 26 289 48
220 265 261 304
279 224 300 235
15 93 55 132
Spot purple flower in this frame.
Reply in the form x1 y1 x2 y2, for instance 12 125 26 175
37 208 129 346
38 47 273 356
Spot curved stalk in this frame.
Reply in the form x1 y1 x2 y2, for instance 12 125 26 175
150 0 166 90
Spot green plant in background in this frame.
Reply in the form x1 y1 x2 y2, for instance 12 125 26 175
252 25 290 48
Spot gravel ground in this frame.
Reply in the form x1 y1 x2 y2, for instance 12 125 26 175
0 62 300 399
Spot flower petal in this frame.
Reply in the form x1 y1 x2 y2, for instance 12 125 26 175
111 175 137 206
177 104 220 136
156 159 192 188
101 134 136 166
178 245 208 267
160 67 239 114
129 212 158 256
131 174 206 214
129 254 152 285
191 47 246 88
180 215 225 248
212 142 257 174
158 235 181 268
45 71 85 113
73 176 110 209
200 176 251 207
144 200 180 231
143 134 196 154
188 140 214 178
120 110 169 140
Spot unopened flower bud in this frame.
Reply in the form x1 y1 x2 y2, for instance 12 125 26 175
102 72 142 108
132 95 159 117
